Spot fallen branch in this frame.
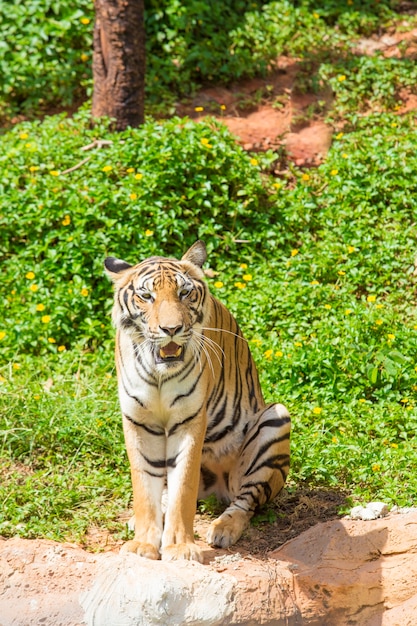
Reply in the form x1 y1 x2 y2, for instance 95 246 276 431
60 156 91 175
80 139 113 152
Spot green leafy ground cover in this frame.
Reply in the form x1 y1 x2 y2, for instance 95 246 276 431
1 1 417 545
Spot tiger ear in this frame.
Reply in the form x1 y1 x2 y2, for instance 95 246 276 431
181 240 207 268
104 257 132 280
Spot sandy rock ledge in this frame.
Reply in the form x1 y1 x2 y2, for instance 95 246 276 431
1 511 417 625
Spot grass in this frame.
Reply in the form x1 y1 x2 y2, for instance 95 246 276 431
1 1 417 545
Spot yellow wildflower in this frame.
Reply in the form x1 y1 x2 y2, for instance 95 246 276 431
48 337 56 344
62 215 71 226
26 271 35 280
291 249 299 257
324 304 332 310
50 170 60 176
240 263 248 270
264 349 273 359
375 319 383 326
330 169 339 176
338 75 346 82
301 173 310 181
313 407 323 415
194 106 204 112
250 158 259 166
0 331 6 340
214 281 224 289
80 53 89 62
220 104 226 111
338 270 346 275
348 245 355 254
102 165 112 172
29 284 39 292
36 304 45 312
81 288 89 297
130 193 138 201
367 295 377 303
242 274 252 282
275 350 283 358
58 345 66 352
345 309 353 315
127 167 135 173
311 280 320 286
372 463 380 472
145 229 154 237
235 282 246 289
80 17 90 24
387 334 395 341
13 363 21 370
41 315 51 324
29 165 39 172
135 173 143 180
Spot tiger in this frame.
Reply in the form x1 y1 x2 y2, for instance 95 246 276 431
104 240 291 563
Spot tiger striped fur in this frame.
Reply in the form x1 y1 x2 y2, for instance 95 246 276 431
104 241 290 563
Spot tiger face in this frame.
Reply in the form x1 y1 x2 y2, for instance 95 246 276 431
104 242 209 368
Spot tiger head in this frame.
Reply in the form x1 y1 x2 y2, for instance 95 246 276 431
104 241 210 367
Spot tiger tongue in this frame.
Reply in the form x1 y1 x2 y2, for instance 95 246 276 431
160 342 182 358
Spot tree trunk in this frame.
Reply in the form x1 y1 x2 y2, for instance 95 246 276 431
92 0 145 130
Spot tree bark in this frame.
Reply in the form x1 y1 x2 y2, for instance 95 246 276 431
92 0 145 130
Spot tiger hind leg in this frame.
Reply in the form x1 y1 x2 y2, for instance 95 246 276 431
206 403 291 549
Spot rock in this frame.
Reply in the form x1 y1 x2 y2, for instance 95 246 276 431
0 538 297 626
350 501 389 520
2 512 417 625
81 554 236 626
272 511 417 625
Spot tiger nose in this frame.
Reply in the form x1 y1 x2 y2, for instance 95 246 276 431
159 324 183 337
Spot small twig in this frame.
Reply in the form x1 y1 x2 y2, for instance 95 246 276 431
80 139 113 152
61 156 91 175
60 139 113 175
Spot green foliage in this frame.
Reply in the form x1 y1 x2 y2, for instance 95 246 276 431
0 0 409 119
0 0 93 119
197 494 224 517
0 350 126 542
0 109 272 356
2 108 417 541
319 55 417 117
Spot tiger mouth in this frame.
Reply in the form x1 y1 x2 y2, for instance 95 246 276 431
155 341 184 363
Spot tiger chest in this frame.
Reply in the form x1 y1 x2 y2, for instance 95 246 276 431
119 368 207 431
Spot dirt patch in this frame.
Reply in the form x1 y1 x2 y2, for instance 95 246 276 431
176 57 334 165
78 487 347 561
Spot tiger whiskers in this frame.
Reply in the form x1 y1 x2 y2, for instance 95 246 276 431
191 330 224 377
201 326 248 343
133 337 153 362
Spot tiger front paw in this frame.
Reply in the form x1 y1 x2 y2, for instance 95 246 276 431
120 540 160 560
207 510 250 548
161 542 204 563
